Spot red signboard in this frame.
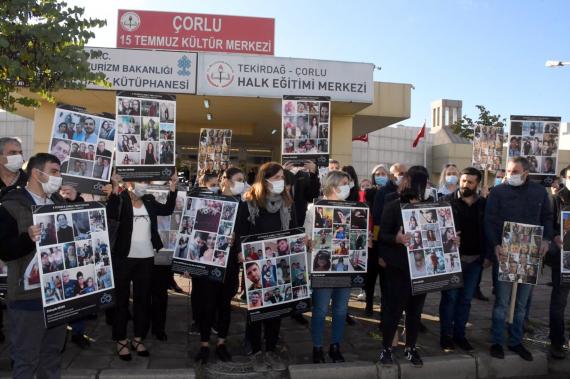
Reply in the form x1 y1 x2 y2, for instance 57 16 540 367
117 9 275 55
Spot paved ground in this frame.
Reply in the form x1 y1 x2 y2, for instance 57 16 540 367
0 266 569 378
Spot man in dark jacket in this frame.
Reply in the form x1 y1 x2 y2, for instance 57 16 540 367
439 167 487 352
0 153 69 378
548 165 570 359
485 157 552 362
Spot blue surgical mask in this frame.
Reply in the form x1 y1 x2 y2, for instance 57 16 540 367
446 175 458 185
375 176 388 186
494 178 503 186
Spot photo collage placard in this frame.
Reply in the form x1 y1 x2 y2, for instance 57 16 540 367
32 202 115 327
402 203 463 295
472 123 504 172
146 187 187 265
50 105 116 195
115 91 176 180
498 221 543 285
561 212 570 283
282 95 330 170
172 189 238 282
311 200 368 288
508 115 561 179
241 228 311 322
197 128 232 177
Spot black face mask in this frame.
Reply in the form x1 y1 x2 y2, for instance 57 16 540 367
461 188 476 197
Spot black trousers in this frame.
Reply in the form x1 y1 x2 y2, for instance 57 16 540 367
192 270 239 342
382 266 426 349
364 245 380 309
247 317 281 353
150 265 171 335
112 257 154 341
549 263 570 347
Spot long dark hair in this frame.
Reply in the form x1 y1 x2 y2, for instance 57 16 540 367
341 165 360 200
398 165 429 203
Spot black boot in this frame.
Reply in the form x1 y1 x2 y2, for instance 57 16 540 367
329 343 345 363
313 347 325 363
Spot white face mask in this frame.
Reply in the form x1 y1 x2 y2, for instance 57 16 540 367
349 181 355 189
394 176 402 186
132 182 148 197
267 179 285 195
230 181 245 195
507 174 524 187
208 186 220 194
4 154 24 173
337 184 350 200
38 171 62 195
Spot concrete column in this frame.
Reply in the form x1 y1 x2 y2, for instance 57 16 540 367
330 115 353 166
33 102 56 154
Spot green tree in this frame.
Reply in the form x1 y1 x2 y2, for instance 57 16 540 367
451 105 506 140
0 0 107 112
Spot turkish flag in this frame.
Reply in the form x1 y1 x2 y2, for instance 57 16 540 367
352 134 368 142
412 122 426 148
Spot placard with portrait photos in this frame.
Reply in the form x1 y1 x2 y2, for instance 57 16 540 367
172 188 239 282
241 228 311 322
498 221 543 285
472 123 504 172
115 91 176 181
310 199 368 288
50 105 116 195
146 187 187 265
561 212 570 283
32 202 115 328
508 115 561 184
402 202 463 295
197 128 232 177
282 95 330 171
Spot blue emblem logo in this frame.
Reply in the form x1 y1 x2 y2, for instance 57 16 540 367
177 56 192 76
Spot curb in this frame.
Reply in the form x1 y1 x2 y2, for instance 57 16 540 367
98 369 195 379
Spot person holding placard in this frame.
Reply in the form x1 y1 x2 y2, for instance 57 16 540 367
106 172 177 361
378 166 445 367
485 157 552 361
303 170 353 363
235 162 297 372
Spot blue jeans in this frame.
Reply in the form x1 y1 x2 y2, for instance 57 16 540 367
439 260 482 339
491 280 533 346
311 287 351 347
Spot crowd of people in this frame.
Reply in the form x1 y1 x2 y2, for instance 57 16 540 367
0 135 570 378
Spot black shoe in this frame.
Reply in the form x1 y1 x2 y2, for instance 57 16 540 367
440 335 455 352
453 337 474 352
291 313 309 325
313 347 325 363
364 305 373 317
0 329 6 343
131 339 150 357
379 348 393 366
474 290 489 301
153 331 168 341
328 343 345 363
216 344 232 362
71 334 91 349
345 314 356 326
508 344 533 361
550 344 566 360
404 346 423 367
116 340 132 361
490 344 504 359
195 346 210 364
418 321 427 333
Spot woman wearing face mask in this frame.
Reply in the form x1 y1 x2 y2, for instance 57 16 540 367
191 167 245 364
378 166 455 367
106 172 178 361
234 162 296 371
367 164 389 207
304 170 353 363
438 163 459 197
341 165 360 202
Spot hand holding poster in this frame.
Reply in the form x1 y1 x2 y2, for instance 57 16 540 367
172 189 238 281
32 202 115 327
241 228 311 322
401 202 463 295
561 212 570 283
50 105 116 195
115 91 176 180
472 124 504 172
498 221 543 285
197 128 232 177
310 200 368 288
